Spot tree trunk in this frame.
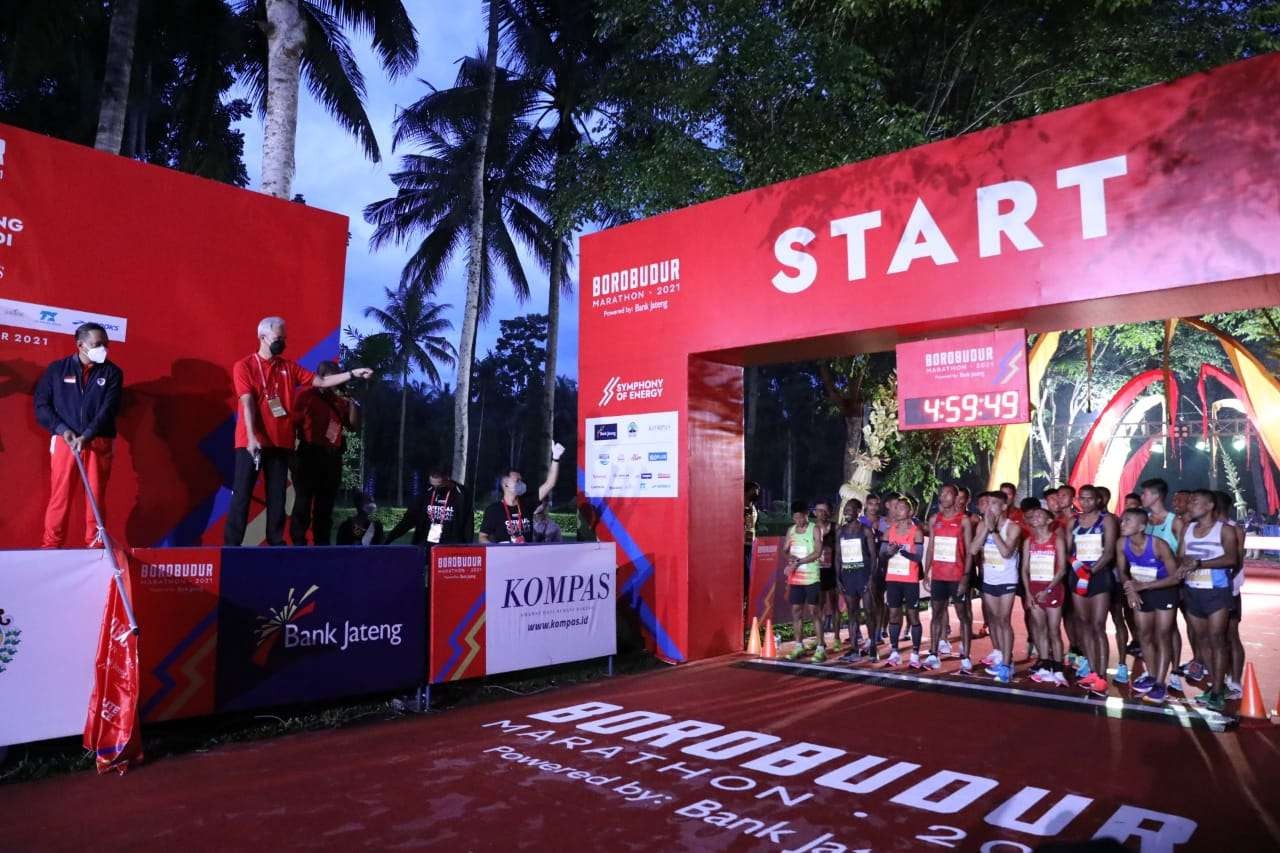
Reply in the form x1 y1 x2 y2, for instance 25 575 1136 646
784 427 794 509
261 0 307 198
842 413 864 483
451 0 500 482
471 381 486 490
398 372 408 506
541 237 564 471
94 0 141 154
745 366 759 444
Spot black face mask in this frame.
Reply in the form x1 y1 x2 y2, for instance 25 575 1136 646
269 338 286 356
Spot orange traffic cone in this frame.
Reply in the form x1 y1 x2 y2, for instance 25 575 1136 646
762 619 777 659
746 617 762 656
1240 662 1267 719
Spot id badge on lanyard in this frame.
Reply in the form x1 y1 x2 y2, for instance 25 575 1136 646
257 357 288 419
427 488 447 543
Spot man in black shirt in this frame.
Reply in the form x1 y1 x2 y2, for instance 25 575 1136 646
385 463 473 549
479 442 565 544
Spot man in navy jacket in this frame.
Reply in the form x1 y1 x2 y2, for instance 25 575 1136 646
33 322 123 548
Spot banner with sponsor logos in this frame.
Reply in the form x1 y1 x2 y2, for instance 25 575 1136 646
0 549 111 747
584 410 679 498
0 123 346 548
578 55 1280 663
430 543 617 684
215 546 426 711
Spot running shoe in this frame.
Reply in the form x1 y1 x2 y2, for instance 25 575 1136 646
980 649 1003 667
856 636 870 652
811 645 827 663
1027 642 1038 660
1143 684 1168 704
1193 691 1211 706
985 662 1003 676
828 639 841 655
1204 690 1226 713
1030 668 1053 684
785 645 806 661
1064 652 1079 668
1186 661 1207 683
1082 673 1109 695
924 654 942 671
993 664 1013 684
1114 664 1130 685
1225 679 1243 701
1126 640 1141 657
1052 671 1068 687
1075 660 1093 679
838 649 859 663
883 650 901 668
1168 674 1185 693
959 657 975 676
908 652 923 670
1132 674 1155 694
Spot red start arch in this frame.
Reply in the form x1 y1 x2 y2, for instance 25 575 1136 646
577 54 1280 663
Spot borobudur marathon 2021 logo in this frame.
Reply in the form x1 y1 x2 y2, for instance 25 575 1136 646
251 585 404 667
0 604 20 677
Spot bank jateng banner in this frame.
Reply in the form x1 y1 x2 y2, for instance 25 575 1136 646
430 543 617 683
0 550 110 746
215 546 426 711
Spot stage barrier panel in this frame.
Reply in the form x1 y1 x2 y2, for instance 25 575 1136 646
430 543 617 684
0 550 111 747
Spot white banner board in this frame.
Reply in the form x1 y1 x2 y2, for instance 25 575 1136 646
484 543 617 675
584 410 679 498
0 549 109 746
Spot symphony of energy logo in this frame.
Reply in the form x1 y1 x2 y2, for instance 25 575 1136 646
0 605 20 676
599 376 665 407
0 212 23 248
252 584 403 667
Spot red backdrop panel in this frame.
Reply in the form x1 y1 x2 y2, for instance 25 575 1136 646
579 55 1280 662
0 124 347 548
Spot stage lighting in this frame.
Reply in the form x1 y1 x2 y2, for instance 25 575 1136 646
1232 436 1246 450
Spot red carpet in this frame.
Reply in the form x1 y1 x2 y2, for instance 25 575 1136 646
3 655 1278 850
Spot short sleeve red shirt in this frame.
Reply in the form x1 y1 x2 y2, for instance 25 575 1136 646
232 354 315 449
292 387 350 449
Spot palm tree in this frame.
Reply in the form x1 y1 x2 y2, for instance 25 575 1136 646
94 0 141 153
341 324 398 488
363 286 456 506
363 52 563 484
505 0 611 465
236 0 419 198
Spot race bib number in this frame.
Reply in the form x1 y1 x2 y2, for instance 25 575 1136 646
789 542 810 560
1075 533 1103 563
427 523 444 544
840 537 863 567
1130 565 1158 582
983 542 1004 565
933 535 958 564
1186 568 1214 589
1029 551 1056 582
887 554 911 578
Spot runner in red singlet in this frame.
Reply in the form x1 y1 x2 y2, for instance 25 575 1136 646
923 484 973 672
881 495 926 669
1022 505 1069 686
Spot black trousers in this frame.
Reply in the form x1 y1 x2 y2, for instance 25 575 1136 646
224 447 291 546
290 443 343 545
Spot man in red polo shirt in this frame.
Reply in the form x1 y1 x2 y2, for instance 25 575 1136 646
225 317 372 546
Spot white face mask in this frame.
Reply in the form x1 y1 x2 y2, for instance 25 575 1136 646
86 345 108 364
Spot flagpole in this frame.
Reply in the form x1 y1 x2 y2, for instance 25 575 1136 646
72 446 139 637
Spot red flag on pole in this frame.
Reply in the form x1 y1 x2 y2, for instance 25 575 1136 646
83 548 143 774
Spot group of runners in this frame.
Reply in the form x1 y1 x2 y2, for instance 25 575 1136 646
777 478 1248 711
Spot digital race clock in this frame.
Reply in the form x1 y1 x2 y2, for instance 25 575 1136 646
896 329 1030 431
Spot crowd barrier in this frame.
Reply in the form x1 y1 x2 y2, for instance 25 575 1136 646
2 541 618 749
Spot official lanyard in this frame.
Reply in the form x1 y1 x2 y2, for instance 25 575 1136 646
503 501 524 533
254 355 281 399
